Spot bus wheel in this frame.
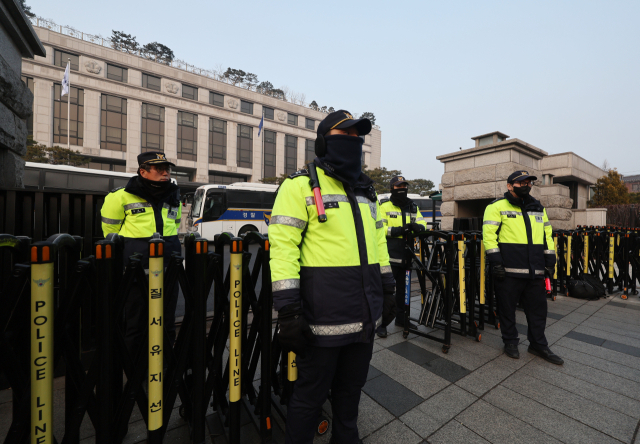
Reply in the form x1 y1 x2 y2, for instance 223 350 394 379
238 225 259 236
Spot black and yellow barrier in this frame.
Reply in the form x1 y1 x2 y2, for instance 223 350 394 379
148 236 164 443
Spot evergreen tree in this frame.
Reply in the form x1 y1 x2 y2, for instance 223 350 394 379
591 169 630 206
111 30 140 54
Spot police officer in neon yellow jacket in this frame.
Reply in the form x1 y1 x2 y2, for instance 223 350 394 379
269 110 396 444
376 176 427 337
483 170 563 365
101 151 182 347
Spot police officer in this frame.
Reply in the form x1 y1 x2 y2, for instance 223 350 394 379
376 176 427 337
483 170 563 365
269 110 396 444
101 152 182 349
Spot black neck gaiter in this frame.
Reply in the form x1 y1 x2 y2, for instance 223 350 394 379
321 135 363 187
138 175 172 202
391 189 409 207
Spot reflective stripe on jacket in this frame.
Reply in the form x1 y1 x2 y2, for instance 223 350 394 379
482 192 556 279
379 198 427 263
269 165 392 346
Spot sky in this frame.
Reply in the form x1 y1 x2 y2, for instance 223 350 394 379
28 0 640 185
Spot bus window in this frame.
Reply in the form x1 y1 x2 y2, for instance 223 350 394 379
192 189 204 218
203 192 224 221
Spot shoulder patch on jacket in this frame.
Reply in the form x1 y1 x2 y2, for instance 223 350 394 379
288 169 309 179
379 197 390 204
110 186 124 194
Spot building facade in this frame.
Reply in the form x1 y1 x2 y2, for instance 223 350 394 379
622 174 640 193
21 23 382 185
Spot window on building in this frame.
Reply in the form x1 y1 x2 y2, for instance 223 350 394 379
54 50 79 71
182 84 198 100
305 139 315 163
210 91 224 107
142 103 165 152
54 83 84 146
264 107 274 120
305 118 315 130
633 184 640 192
100 95 127 151
142 73 161 91
209 118 227 165
264 130 276 178
241 100 253 115
287 113 298 126
178 111 198 161
173 169 193 183
209 172 247 185
285 135 298 175
362 152 366 167
237 124 253 168
106 64 128 83
21 76 34 137
85 160 126 172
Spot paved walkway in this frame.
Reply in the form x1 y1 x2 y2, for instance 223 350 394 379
3 290 640 443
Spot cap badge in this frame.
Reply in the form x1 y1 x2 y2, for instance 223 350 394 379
344 112 353 119
398 176 404 181
157 153 166 161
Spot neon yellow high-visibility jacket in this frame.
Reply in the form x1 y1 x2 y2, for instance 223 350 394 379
101 176 182 269
269 162 394 347
482 191 556 279
379 197 428 265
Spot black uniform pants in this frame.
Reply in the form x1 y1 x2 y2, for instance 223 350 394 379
285 341 374 444
393 265 408 320
494 277 548 349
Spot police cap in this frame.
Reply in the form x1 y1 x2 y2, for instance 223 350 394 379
317 110 372 137
508 170 538 184
389 175 409 188
137 151 176 167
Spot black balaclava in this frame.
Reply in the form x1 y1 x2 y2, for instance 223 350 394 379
138 174 173 202
513 184 531 198
390 187 409 207
321 135 363 186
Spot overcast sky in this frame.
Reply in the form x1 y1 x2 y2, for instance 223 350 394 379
29 0 640 185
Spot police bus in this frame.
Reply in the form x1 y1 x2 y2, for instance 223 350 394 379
186 183 278 238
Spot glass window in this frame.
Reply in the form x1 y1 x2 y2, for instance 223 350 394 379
264 130 276 178
21 76 34 137
264 107 274 120
182 84 197 100
305 118 315 130
210 91 224 107
142 73 161 91
209 118 227 165
285 135 298 175
142 103 165 152
106 64 128 83
241 100 253 115
237 124 253 168
100 95 127 151
54 50 79 71
287 113 298 126
54 83 84 146
86 160 126 172
305 139 315 164
178 111 198 161
209 172 247 185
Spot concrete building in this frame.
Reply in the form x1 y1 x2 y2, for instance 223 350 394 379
0 0 45 188
437 131 607 230
622 174 640 193
20 19 382 185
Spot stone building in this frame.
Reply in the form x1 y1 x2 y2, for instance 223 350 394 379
0 0 46 188
20 19 382 185
622 174 640 193
437 131 607 231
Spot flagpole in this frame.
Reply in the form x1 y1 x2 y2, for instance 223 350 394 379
262 109 265 180
67 59 70 152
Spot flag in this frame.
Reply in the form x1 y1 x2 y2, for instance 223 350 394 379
61 61 70 97
258 115 264 136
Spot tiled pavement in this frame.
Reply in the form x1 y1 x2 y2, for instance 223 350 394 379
3 291 640 443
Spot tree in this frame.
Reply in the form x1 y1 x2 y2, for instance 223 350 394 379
243 73 259 90
256 81 274 95
142 42 174 64
23 142 90 167
270 88 286 100
18 0 35 18
111 30 140 54
629 193 640 204
223 68 246 86
260 173 289 185
360 112 376 125
309 101 319 111
327 107 335 113
364 167 403 195
408 178 434 195
590 169 630 206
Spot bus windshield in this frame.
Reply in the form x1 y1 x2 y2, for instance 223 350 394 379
203 191 225 221
191 189 205 218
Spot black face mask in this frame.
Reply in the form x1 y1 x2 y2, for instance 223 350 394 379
321 135 363 186
391 188 409 207
138 175 172 201
513 185 531 198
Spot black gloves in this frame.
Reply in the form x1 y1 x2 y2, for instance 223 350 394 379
382 288 397 327
410 223 425 233
277 302 314 356
492 264 506 282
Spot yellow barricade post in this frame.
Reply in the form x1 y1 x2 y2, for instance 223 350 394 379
566 235 572 277
458 239 466 314
148 237 164 442
229 238 243 443
31 242 55 444
479 242 486 305
583 234 589 274
609 235 615 279
288 352 297 382
554 237 558 280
